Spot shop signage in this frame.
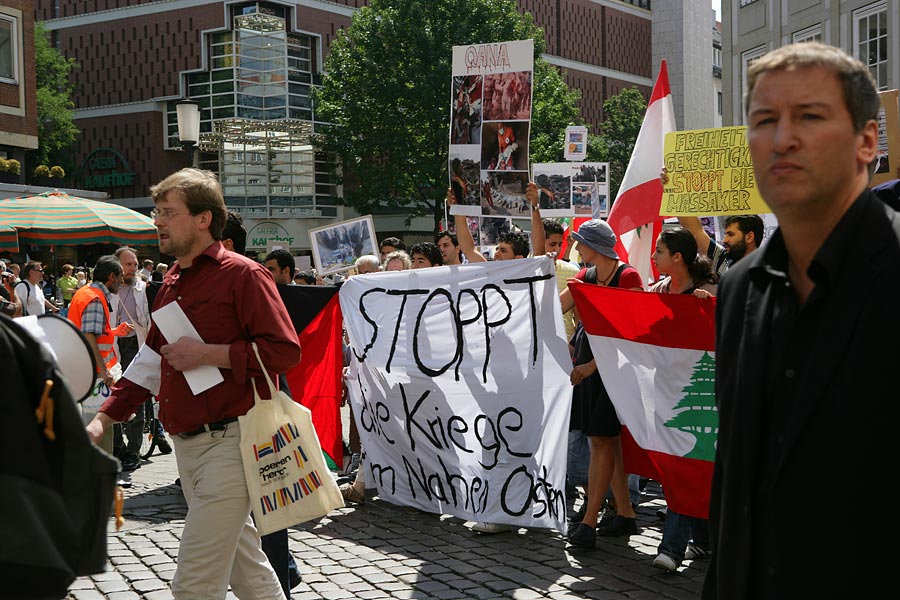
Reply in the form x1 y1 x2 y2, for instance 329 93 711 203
77 148 136 189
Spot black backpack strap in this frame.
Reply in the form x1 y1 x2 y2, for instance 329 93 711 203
608 263 628 288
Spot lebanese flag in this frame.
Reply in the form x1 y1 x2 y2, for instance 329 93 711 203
278 286 345 469
569 282 717 519
608 60 676 285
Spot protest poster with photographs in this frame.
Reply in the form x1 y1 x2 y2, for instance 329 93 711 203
564 125 588 161
872 89 900 186
447 213 482 247
532 162 610 217
308 215 377 276
449 39 534 217
479 216 512 248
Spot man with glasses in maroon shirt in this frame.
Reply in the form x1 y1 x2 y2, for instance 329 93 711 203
85 168 301 599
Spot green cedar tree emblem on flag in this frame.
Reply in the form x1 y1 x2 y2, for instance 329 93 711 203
665 351 719 460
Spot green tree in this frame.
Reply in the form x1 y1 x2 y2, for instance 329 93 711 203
666 351 719 461
314 0 582 231
585 87 647 202
31 22 79 175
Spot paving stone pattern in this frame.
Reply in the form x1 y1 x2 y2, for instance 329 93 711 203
66 408 708 599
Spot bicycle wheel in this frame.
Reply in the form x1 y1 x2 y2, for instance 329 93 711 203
139 399 158 459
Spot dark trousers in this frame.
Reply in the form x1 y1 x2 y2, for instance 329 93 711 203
114 336 143 457
260 529 301 598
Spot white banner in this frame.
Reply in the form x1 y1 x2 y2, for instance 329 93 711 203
339 258 572 532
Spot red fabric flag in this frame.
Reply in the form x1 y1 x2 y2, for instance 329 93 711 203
607 60 676 284
282 291 344 468
570 283 717 519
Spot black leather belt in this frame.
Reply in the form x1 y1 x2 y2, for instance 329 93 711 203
179 416 238 437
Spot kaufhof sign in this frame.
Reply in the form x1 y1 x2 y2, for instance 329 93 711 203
78 148 136 189
247 221 296 249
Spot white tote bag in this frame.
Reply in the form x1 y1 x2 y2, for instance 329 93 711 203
239 343 344 536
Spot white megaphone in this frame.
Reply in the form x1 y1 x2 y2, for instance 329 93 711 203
17 314 97 403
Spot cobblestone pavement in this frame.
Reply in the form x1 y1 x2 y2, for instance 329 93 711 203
66 413 709 600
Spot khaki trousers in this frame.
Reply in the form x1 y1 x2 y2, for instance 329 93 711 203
171 421 286 600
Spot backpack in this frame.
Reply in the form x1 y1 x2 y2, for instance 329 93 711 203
578 263 627 288
0 314 118 599
16 280 31 316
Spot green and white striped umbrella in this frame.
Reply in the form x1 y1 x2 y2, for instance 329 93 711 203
0 191 157 251
0 221 17 252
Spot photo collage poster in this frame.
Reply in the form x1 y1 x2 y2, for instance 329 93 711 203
531 162 610 218
449 39 534 252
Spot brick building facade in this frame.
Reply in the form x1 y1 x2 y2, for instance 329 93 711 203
0 0 37 180
37 0 656 252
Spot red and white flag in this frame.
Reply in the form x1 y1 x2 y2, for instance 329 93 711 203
569 282 717 519
608 60 676 284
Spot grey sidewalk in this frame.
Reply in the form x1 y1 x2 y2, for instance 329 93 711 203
66 435 708 599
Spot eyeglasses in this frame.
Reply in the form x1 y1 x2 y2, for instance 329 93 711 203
33 268 43 272
150 208 182 220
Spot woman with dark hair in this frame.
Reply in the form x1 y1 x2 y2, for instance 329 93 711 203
647 226 716 572
650 227 716 298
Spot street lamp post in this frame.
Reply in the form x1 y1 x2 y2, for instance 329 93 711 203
175 99 201 168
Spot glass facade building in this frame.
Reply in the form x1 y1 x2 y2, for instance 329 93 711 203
164 3 337 218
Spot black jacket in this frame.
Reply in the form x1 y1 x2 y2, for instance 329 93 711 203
704 189 900 599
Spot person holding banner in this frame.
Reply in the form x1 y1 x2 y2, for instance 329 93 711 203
559 219 644 548
647 227 715 571
85 168 301 600
705 43 900 599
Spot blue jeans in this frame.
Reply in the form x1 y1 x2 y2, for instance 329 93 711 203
567 430 590 489
658 508 708 563
569 430 642 506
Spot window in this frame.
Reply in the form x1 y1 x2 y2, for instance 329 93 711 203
854 2 888 90
792 25 822 44
713 46 722 69
717 92 723 116
742 46 767 89
0 15 18 83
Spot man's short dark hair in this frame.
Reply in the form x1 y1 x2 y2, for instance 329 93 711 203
435 231 458 246
92 255 122 285
542 218 564 237
725 215 765 246
222 210 247 254
745 42 879 134
379 236 406 252
498 230 530 257
265 248 296 278
22 261 43 279
294 270 317 285
408 242 443 266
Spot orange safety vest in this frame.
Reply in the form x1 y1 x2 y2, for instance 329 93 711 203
68 285 118 372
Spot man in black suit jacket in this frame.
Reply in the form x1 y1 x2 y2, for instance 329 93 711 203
705 42 900 599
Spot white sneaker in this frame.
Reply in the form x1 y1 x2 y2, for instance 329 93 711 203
652 553 679 572
470 522 511 534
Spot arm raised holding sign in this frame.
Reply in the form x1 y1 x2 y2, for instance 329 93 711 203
446 188 487 263
661 167 765 279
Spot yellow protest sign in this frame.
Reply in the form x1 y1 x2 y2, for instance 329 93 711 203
662 126 771 216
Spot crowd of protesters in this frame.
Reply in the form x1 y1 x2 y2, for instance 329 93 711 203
4 40 899 600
